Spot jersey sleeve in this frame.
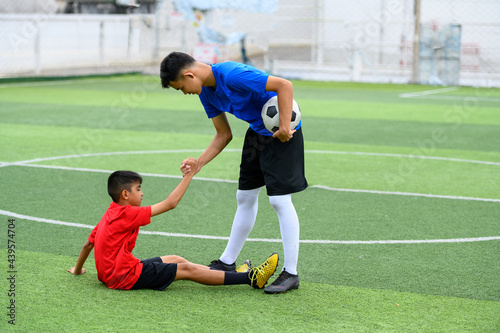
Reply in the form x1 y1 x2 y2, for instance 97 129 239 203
123 205 152 230
199 90 223 119
88 223 99 244
226 66 269 94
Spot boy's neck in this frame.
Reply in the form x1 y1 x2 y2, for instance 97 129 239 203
197 61 216 88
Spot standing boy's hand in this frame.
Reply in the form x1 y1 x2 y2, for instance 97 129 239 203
273 127 296 142
180 157 199 177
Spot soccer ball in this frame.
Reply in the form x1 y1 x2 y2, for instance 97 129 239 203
261 96 301 133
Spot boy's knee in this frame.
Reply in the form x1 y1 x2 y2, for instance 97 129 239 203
236 188 261 205
176 263 197 275
161 255 189 264
269 194 292 209
173 255 188 263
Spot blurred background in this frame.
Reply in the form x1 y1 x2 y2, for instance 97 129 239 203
1 0 499 87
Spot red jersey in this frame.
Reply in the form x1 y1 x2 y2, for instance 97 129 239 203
89 202 151 290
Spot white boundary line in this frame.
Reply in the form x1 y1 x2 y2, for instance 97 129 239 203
1 149 499 244
0 80 105 88
6 163 500 202
310 185 500 203
399 87 460 98
410 95 500 102
2 149 500 201
2 209 498 245
305 150 500 166
398 86 500 102
2 149 500 167
0 76 147 89
0 149 211 167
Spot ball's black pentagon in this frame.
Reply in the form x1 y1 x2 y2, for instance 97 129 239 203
271 126 279 132
266 106 278 118
291 111 297 122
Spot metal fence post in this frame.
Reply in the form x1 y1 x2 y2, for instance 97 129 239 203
411 0 421 83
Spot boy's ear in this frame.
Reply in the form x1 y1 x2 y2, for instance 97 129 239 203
183 71 195 79
120 189 129 201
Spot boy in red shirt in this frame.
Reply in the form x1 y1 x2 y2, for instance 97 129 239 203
68 158 278 291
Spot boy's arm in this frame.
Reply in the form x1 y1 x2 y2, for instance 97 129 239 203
68 239 94 275
265 76 295 142
181 113 232 176
151 157 199 217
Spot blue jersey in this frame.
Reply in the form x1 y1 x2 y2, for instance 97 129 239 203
199 62 276 136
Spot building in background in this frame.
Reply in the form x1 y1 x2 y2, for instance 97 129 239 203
0 0 499 87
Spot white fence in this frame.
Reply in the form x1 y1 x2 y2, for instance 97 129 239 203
1 0 499 87
0 14 158 76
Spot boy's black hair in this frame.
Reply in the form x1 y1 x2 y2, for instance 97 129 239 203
107 171 143 203
160 51 196 89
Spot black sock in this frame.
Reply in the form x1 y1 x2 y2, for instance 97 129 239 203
223 272 251 285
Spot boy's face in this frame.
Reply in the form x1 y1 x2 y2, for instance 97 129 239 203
169 72 203 95
125 181 143 206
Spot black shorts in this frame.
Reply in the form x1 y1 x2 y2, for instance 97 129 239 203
239 127 308 196
130 257 177 291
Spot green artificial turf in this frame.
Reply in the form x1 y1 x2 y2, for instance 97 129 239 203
4 250 499 332
1 75 499 332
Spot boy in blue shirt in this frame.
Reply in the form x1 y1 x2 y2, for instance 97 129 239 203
160 52 308 294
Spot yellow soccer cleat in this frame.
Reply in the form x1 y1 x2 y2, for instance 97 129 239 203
236 260 252 273
249 252 279 289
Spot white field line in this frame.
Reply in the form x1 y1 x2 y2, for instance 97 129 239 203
2 150 499 243
305 150 500 166
413 95 500 102
2 149 500 167
0 149 210 167
12 163 237 184
5 162 500 202
399 87 460 98
4 80 498 102
2 149 500 201
1 209 498 245
310 185 500 203
398 86 500 102
0 76 148 89
0 80 104 88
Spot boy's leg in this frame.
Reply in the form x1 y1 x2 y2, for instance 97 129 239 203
131 255 277 291
175 263 254 285
175 263 226 284
161 255 210 270
211 128 266 269
176 253 279 288
260 128 307 293
218 188 261 266
268 194 299 275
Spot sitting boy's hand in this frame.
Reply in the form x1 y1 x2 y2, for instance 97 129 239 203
180 157 199 177
67 267 86 275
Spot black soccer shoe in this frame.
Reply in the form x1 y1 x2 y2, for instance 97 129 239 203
264 270 300 294
208 259 236 271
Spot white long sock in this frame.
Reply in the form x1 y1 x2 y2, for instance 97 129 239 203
269 194 300 275
220 188 262 265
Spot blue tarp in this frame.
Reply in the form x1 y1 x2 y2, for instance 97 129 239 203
173 0 279 21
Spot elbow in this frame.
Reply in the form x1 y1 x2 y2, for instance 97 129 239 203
84 240 94 251
225 132 233 145
279 79 293 95
217 131 233 145
165 200 179 212
286 81 294 95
